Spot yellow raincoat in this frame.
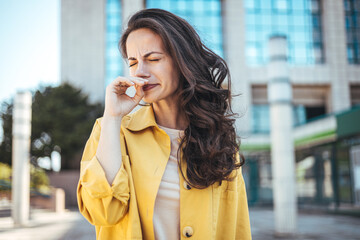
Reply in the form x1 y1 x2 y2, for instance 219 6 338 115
77 105 251 239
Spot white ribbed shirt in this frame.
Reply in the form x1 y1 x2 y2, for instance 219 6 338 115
153 125 184 240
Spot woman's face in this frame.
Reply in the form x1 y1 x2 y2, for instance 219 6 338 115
126 28 180 104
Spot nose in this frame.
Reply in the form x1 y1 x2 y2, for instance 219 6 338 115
134 61 150 79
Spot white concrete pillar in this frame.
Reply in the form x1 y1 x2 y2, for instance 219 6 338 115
52 188 65 213
222 0 252 135
122 0 144 22
267 36 297 235
61 0 106 104
322 0 351 112
11 91 32 227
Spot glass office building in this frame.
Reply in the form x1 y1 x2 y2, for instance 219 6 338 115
246 0 325 133
61 0 360 208
244 0 323 65
104 0 223 86
146 0 223 57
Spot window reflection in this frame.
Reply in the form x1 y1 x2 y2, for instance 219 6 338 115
251 104 322 133
146 0 223 57
244 0 324 65
323 153 333 198
296 148 334 202
344 0 360 64
105 0 122 87
297 156 316 198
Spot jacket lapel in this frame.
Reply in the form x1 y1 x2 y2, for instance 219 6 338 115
122 105 171 239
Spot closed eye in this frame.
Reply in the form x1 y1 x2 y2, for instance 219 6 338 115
129 58 160 67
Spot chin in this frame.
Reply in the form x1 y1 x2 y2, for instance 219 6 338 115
142 96 156 104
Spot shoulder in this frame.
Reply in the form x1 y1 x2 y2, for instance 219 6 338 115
95 106 153 131
121 106 147 127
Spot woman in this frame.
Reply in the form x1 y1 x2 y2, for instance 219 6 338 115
77 8 251 240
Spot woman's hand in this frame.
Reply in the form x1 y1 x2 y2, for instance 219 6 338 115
98 76 148 183
104 76 148 119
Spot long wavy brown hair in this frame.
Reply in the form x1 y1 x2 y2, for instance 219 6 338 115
120 8 244 189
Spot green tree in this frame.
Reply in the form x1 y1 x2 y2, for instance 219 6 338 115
0 101 12 166
0 83 104 170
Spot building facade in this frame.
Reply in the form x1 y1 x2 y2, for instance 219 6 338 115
61 0 106 103
61 0 360 207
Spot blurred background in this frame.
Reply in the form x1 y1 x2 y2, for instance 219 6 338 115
1 0 360 239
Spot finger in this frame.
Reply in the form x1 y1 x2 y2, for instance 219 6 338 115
113 81 133 96
128 76 149 85
112 77 135 87
128 76 149 82
132 83 145 103
113 85 129 96
113 86 125 95
114 83 131 90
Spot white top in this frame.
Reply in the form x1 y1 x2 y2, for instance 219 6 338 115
153 125 184 240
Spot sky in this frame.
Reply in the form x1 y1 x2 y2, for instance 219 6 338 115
0 0 60 103
0 0 60 141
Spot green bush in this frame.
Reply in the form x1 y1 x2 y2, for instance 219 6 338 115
0 162 11 179
0 163 50 195
0 163 11 192
30 165 51 195
0 83 104 169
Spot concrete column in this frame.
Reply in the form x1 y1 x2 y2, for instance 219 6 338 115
61 0 106 104
223 0 252 135
121 0 145 77
122 0 144 23
322 0 351 112
11 91 32 227
52 188 65 213
267 36 297 235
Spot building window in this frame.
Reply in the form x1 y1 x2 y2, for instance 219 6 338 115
251 85 329 133
244 0 324 65
146 0 223 57
344 0 360 64
351 85 360 106
106 0 122 87
251 104 270 133
296 147 334 203
251 104 315 133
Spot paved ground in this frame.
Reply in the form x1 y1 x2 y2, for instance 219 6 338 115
0 209 95 240
249 208 360 240
0 207 360 239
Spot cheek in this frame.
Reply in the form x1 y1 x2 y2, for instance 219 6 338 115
170 69 180 88
129 68 135 77
164 63 179 83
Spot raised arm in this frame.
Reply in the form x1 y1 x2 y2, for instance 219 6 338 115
77 76 148 226
97 76 148 183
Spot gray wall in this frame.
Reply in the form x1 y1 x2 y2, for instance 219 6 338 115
61 0 106 103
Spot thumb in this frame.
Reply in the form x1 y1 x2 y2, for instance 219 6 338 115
132 84 145 104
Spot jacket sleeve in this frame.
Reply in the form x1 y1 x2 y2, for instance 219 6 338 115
77 119 130 226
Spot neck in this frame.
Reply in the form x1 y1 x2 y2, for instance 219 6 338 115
152 100 188 130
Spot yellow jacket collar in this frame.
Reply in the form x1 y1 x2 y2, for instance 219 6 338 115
123 105 158 131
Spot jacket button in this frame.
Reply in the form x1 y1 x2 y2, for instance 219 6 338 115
183 182 191 190
183 226 193 238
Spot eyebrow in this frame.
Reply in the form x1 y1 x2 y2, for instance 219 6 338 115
128 51 164 60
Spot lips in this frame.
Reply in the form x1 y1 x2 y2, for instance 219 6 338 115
142 84 159 91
